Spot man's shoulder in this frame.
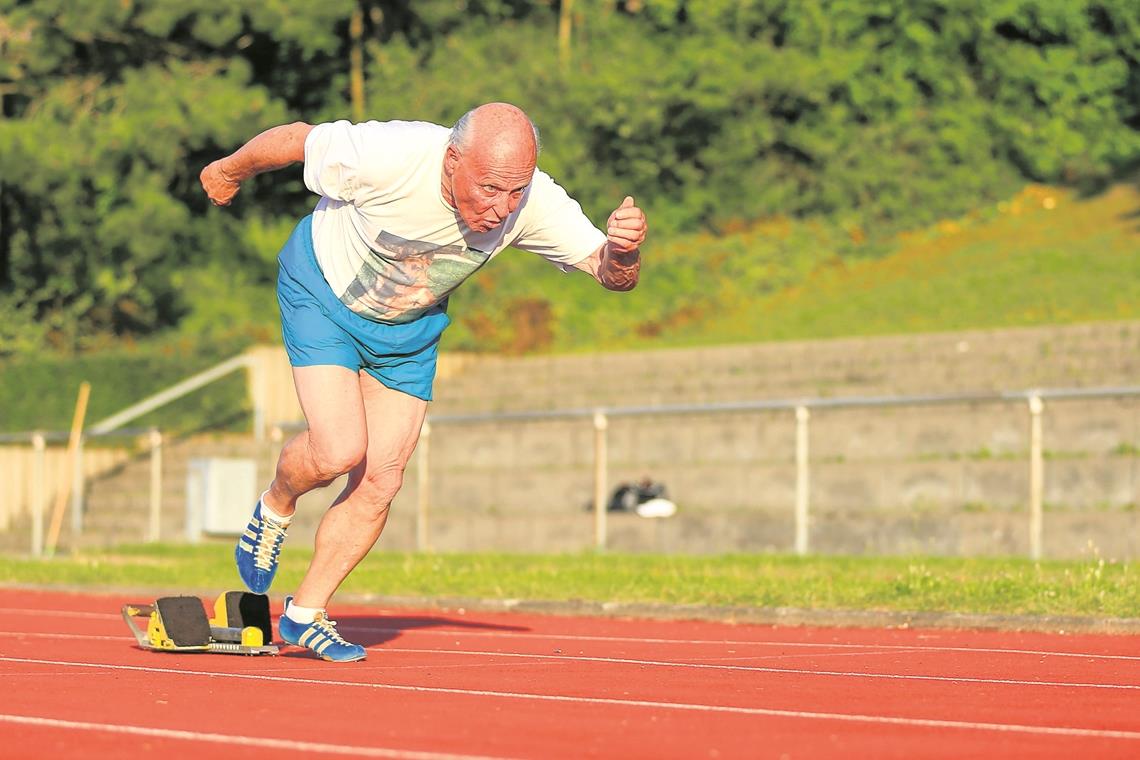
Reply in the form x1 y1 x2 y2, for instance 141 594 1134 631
520 169 582 214
321 119 448 139
526 168 568 200
309 119 449 153
366 119 449 135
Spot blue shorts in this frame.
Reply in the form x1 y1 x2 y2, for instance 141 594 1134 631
277 215 450 401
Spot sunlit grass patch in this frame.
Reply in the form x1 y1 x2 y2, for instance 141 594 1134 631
2 545 1136 620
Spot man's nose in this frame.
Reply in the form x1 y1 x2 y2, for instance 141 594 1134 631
493 194 510 219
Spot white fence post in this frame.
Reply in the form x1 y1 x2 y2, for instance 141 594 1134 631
795 405 811 556
593 410 609 550
148 428 163 542
416 421 431 552
30 432 45 557
71 434 85 536
1028 394 1044 560
250 358 267 444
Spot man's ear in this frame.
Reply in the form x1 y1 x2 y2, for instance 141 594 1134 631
443 145 460 177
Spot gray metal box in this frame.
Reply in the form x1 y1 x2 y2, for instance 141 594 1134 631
186 458 258 541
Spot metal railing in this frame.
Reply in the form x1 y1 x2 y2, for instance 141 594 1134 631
89 353 265 441
1 350 266 556
8 377 1137 558
275 384 1140 558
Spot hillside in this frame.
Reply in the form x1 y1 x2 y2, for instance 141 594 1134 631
442 183 1140 353
2 183 1136 435
690 184 1140 344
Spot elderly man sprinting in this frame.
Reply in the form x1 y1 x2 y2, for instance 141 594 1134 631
199 103 647 661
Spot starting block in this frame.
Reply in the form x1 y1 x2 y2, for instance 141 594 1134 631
122 591 278 655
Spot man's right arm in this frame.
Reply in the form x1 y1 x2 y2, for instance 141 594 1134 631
200 122 314 206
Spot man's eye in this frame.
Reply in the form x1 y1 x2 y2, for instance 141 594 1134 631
482 185 497 194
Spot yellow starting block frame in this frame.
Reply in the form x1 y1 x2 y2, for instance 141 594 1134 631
122 592 278 655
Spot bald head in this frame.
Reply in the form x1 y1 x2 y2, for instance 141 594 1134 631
443 103 542 234
449 102 541 160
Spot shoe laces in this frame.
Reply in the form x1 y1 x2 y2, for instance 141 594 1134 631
253 516 288 571
312 613 350 645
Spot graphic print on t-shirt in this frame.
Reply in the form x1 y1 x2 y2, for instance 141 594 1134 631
338 230 492 323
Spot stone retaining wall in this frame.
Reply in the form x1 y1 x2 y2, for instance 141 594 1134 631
4 320 1137 558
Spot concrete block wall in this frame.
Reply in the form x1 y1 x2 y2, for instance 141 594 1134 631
430 321 1140 415
5 320 1137 558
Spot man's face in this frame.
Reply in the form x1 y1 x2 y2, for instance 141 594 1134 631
444 142 535 234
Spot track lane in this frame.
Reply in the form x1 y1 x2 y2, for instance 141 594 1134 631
1 588 1138 759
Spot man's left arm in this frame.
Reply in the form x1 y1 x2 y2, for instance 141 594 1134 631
573 196 647 291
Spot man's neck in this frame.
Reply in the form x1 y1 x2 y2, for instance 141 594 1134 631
440 170 456 209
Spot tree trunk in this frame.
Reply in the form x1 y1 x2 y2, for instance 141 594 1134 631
350 2 365 122
0 91 9 288
559 0 574 73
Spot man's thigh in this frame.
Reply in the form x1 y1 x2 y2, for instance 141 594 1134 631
358 370 429 474
292 365 368 457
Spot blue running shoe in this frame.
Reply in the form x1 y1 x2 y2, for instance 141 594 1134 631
279 597 366 662
234 499 290 594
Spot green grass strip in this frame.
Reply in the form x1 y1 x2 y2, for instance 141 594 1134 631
2 545 1136 619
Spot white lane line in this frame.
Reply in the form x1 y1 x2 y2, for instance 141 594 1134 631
0 671 104 678
0 632 1134 690
381 647 1140 691
183 662 564 677
1 656 1138 742
683 648 934 663
0 631 125 642
0 713 515 759
705 649 938 662
0 608 118 620
2 606 1138 662
0 629 930 665
340 625 1140 662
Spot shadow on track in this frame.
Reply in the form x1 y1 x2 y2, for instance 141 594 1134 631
326 614 528 647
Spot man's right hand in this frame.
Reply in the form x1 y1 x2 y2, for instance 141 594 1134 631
200 160 241 206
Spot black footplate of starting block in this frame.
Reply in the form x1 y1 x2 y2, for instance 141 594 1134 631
122 592 278 655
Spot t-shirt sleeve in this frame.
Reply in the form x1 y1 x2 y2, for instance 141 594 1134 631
303 120 440 204
511 170 606 272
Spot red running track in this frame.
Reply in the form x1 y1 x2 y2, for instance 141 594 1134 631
0 588 1138 759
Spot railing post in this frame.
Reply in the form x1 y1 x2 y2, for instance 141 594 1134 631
1028 394 1044 560
593 410 609 550
249 356 266 443
30 432 45 557
71 434 85 536
416 420 431 552
148 428 163 542
795 405 811 556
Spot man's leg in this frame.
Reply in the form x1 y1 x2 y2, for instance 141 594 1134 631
236 364 369 594
263 365 371 517
291 369 428 609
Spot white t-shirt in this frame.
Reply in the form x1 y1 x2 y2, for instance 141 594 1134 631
303 119 606 324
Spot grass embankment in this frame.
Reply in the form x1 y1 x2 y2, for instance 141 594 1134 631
444 182 1140 352
2 545 1135 619
692 184 1140 343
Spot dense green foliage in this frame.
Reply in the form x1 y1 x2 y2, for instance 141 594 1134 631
1 544 1136 619
1 0 1138 356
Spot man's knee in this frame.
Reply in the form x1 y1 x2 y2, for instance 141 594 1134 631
357 465 406 513
307 436 367 481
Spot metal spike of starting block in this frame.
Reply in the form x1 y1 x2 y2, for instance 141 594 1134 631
122 592 278 655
